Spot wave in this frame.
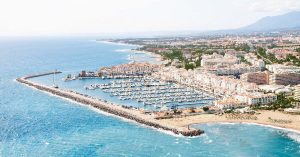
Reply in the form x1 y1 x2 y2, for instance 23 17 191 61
286 132 300 144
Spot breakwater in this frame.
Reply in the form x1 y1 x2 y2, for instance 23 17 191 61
16 71 203 137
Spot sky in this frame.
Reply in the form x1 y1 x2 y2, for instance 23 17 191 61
0 0 300 36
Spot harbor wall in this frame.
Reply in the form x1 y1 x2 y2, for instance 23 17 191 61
16 72 203 137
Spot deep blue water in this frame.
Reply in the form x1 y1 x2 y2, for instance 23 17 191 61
0 38 300 156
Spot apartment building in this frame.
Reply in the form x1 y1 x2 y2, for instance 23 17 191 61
269 72 300 85
201 53 240 67
241 71 269 85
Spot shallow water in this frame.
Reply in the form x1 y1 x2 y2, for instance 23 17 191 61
0 37 299 156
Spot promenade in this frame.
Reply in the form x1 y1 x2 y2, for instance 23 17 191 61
16 71 203 137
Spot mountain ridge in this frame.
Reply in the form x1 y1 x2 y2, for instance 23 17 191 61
238 11 300 32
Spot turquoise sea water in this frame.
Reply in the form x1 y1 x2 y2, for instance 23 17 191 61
0 38 300 156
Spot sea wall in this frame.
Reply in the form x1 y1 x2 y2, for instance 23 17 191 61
16 72 203 137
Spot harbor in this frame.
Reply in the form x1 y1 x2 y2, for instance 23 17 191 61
59 62 216 112
16 71 204 137
86 77 215 111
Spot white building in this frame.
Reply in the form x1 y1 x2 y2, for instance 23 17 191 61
201 53 240 67
235 93 277 105
266 64 300 74
244 53 265 69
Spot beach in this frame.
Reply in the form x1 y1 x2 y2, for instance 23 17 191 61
158 110 300 133
131 50 163 62
98 40 163 63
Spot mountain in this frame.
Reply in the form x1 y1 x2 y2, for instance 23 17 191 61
239 11 300 32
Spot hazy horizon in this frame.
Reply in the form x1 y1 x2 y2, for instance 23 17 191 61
1 0 300 37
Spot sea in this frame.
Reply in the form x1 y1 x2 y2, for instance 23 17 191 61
0 37 299 157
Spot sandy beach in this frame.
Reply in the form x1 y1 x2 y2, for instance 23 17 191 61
130 49 163 62
98 40 163 63
158 110 300 133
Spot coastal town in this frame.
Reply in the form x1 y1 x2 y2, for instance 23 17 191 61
103 33 300 130
17 32 300 136
103 32 300 113
5 0 300 156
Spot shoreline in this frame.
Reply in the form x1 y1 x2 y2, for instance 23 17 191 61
193 121 300 135
96 40 163 63
95 40 141 47
16 71 203 137
130 49 163 62
158 111 300 134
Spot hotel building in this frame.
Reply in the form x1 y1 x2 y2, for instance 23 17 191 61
241 71 270 85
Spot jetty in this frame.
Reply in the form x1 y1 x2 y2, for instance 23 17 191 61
16 71 204 137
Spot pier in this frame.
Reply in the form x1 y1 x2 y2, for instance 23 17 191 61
16 71 204 137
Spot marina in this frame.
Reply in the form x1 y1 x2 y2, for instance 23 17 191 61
86 77 215 111
17 71 204 137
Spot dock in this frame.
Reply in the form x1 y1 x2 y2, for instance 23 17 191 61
16 71 204 137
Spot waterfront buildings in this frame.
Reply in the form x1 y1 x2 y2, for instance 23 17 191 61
98 62 160 77
235 92 277 105
78 70 96 77
215 93 277 109
215 98 247 109
154 66 276 107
